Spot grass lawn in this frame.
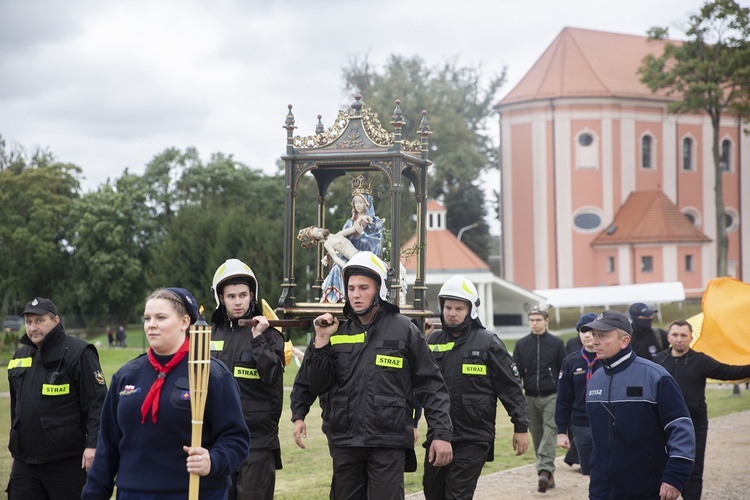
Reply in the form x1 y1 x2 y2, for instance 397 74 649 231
1 326 749 499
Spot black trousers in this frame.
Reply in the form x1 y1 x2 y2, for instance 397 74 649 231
422 442 489 500
330 446 405 500
682 419 708 500
8 456 86 500
229 449 279 500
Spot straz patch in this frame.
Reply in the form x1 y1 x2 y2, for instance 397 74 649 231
41 384 70 396
462 364 487 375
375 354 403 369
94 370 106 385
119 385 141 397
234 367 260 379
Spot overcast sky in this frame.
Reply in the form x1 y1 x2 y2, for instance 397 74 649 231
1 0 711 193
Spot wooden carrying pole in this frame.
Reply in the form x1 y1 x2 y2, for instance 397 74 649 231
188 307 211 500
237 318 335 328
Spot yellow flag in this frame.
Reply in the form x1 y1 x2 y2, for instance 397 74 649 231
691 277 750 365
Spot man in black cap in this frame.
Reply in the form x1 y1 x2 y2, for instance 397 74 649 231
7 297 108 499
582 310 694 500
628 302 668 360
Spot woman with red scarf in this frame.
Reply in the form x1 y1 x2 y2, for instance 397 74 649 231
83 288 250 500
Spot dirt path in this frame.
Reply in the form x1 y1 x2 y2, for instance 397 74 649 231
407 409 750 499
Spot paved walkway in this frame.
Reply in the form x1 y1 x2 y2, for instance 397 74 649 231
407 409 750 499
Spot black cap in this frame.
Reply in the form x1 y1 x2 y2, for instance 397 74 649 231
629 302 656 319
528 306 549 318
22 297 58 316
580 310 632 335
165 287 200 325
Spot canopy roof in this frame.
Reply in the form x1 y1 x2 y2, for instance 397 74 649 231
534 281 686 309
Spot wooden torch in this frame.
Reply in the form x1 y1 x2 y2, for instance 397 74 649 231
188 306 211 500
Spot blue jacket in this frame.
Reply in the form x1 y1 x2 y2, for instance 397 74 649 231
82 353 250 498
586 346 694 499
555 348 600 433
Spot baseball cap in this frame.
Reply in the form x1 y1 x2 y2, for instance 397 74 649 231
576 312 598 333
580 310 633 335
22 297 58 316
528 306 549 318
629 302 657 318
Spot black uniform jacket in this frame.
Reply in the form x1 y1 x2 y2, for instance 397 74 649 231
307 302 452 449
211 303 285 453
654 348 750 424
8 323 107 464
427 321 529 450
512 331 566 397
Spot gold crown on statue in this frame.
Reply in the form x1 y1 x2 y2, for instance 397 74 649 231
351 175 373 196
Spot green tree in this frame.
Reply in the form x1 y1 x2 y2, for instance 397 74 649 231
147 150 289 309
342 55 502 257
445 182 490 261
639 0 750 276
140 147 203 229
0 149 81 315
67 173 155 328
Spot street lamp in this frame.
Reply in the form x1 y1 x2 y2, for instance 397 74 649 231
457 222 479 242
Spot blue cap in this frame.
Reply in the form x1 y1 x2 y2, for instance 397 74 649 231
576 312 598 333
629 302 657 319
165 287 200 325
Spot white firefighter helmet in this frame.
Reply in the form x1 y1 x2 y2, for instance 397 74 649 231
342 251 389 301
211 259 258 308
438 275 480 320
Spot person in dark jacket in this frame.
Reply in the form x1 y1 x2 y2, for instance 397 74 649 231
582 310 694 500
512 306 566 492
423 276 529 500
654 319 750 500
555 312 600 476
306 251 453 499
209 258 285 500
7 297 107 500
629 302 668 360
82 287 250 500
555 313 596 470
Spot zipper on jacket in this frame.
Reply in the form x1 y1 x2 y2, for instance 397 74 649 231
535 335 541 395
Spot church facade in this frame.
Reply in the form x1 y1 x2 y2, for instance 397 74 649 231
495 27 748 296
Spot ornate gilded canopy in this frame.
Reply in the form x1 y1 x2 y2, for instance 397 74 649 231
278 94 433 322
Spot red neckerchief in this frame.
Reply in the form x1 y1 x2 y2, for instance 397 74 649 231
140 337 190 423
581 347 598 387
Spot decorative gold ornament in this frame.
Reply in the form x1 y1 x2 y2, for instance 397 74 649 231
351 175 373 196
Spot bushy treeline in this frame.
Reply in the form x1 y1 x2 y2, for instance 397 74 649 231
0 144 323 329
1 56 506 328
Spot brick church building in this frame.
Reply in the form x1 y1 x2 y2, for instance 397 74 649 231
495 27 748 297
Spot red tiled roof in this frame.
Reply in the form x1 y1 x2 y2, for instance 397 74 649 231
401 229 489 271
498 27 677 106
426 199 446 211
591 190 711 246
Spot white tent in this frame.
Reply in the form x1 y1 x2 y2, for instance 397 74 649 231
534 282 686 323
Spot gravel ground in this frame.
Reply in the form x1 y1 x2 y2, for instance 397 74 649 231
407 409 750 499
